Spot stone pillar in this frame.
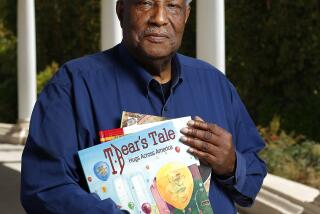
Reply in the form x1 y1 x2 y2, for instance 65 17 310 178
196 0 226 74
101 0 122 50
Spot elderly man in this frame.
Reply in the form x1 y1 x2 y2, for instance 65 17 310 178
21 0 267 213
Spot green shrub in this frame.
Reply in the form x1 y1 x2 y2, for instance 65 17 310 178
0 20 17 123
259 116 320 188
37 62 59 94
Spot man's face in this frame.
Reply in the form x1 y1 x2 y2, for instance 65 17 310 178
117 0 190 60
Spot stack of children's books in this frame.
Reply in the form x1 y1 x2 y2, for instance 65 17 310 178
78 112 214 214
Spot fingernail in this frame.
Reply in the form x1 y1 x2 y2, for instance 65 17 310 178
180 127 189 134
179 136 188 142
194 116 204 121
188 147 194 153
187 120 195 126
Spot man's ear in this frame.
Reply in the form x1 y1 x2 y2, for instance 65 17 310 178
184 5 191 24
116 0 124 28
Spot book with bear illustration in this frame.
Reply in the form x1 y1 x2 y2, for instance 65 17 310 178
78 117 213 214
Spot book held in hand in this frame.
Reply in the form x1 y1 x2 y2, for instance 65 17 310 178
118 112 212 193
79 117 213 213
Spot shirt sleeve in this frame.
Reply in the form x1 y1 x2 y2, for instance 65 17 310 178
20 77 125 213
214 82 267 207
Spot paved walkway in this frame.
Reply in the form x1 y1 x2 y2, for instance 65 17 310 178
0 144 25 214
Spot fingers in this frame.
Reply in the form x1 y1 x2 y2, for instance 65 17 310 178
180 118 236 176
188 119 225 136
180 135 219 154
180 126 220 146
187 147 216 165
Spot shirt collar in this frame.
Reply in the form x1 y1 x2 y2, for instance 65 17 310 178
116 42 184 96
171 54 184 89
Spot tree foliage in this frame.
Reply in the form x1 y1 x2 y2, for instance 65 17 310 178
35 0 101 71
0 0 17 122
0 0 319 142
37 61 59 94
226 0 320 141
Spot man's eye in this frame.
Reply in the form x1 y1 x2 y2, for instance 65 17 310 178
167 3 182 14
167 3 178 8
139 0 153 8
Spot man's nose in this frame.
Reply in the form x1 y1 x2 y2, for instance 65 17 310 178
150 5 168 26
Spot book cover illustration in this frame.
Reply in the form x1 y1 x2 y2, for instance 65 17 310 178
120 112 212 194
100 117 190 143
79 120 213 214
120 111 166 128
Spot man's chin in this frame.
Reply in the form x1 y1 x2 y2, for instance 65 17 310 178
141 48 176 59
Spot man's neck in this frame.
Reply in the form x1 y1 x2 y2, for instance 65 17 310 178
125 45 173 84
142 58 172 84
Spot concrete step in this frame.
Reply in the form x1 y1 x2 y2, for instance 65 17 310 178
0 123 28 145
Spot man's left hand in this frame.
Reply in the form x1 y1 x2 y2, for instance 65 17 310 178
180 116 236 178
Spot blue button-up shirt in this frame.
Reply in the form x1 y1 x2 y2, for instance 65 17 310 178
21 43 267 214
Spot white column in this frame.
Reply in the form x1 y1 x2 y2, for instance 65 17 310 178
17 0 37 122
101 0 122 50
196 0 226 74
